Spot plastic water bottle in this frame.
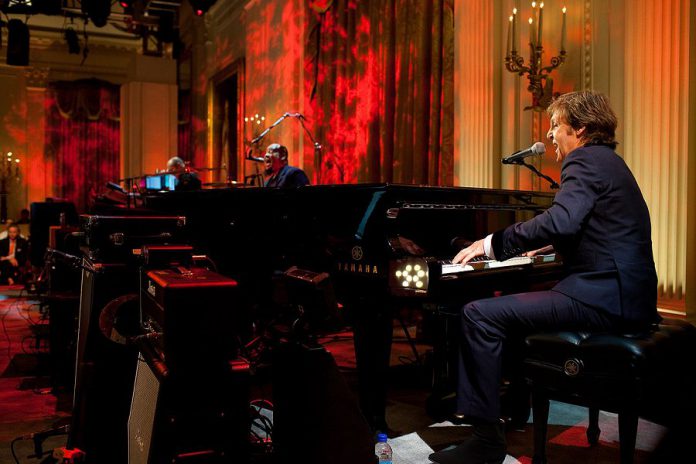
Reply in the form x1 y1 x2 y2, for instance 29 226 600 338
375 433 393 464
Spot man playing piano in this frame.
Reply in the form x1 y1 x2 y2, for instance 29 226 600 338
263 143 310 188
430 91 658 464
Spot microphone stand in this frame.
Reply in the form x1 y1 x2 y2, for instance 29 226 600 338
518 160 560 189
296 115 322 180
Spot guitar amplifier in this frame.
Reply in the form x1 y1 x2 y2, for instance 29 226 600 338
135 268 249 463
80 215 187 263
141 267 242 376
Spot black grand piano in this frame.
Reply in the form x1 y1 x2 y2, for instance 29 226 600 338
142 183 563 430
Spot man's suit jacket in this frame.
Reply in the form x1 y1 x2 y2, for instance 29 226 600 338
265 164 310 188
0 236 28 266
492 144 657 323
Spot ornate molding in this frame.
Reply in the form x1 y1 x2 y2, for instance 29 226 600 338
24 66 50 88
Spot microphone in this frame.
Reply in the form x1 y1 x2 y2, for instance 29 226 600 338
501 142 546 164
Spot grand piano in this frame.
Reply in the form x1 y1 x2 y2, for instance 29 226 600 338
142 183 564 429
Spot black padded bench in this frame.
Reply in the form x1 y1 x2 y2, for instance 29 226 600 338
523 317 696 464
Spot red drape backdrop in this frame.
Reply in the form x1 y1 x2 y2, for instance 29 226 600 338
44 79 120 213
304 0 454 185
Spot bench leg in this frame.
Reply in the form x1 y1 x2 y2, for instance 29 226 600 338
618 412 638 464
586 407 600 445
532 393 549 464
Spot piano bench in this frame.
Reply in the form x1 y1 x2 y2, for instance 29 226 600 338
523 317 696 464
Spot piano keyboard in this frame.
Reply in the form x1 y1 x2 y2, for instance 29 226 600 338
439 254 557 275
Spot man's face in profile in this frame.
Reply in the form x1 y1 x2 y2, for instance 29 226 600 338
264 151 284 175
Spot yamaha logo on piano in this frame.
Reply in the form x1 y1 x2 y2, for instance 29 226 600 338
336 261 380 274
351 246 364 261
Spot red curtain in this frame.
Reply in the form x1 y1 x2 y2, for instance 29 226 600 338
45 79 120 213
304 0 454 185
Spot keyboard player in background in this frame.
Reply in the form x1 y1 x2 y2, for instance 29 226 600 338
429 91 659 464
167 156 202 191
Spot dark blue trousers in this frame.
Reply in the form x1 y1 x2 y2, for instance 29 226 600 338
456 290 616 422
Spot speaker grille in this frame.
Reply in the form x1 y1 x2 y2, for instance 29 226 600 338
128 355 160 464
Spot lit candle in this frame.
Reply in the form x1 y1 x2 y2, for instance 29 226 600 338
561 6 567 52
507 15 512 55
512 8 518 53
537 2 544 47
530 2 536 48
529 17 535 49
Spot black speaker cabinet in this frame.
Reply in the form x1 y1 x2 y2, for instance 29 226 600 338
128 350 250 464
133 268 250 463
69 260 140 464
272 343 376 464
6 19 29 66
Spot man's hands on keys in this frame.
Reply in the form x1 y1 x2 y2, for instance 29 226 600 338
452 238 486 264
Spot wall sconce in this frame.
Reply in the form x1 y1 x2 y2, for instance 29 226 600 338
0 151 21 223
505 3 567 111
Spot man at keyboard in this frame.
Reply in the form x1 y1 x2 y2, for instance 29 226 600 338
430 91 658 464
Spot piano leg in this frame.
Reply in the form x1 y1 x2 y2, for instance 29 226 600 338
351 296 394 434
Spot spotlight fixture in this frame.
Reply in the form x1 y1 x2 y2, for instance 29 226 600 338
6 19 29 66
64 27 80 55
82 0 112 28
189 0 218 17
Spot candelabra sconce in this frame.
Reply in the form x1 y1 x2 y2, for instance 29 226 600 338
244 113 266 142
0 151 21 223
505 3 567 111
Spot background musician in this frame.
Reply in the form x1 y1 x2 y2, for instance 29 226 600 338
0 224 28 285
167 156 202 191
263 143 310 188
429 91 659 464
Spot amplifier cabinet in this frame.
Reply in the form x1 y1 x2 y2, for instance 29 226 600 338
136 268 249 463
80 215 187 263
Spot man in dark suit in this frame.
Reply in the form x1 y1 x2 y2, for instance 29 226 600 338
167 156 202 191
263 143 310 188
0 223 29 285
430 91 658 464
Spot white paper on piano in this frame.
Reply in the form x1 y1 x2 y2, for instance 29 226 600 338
441 256 533 275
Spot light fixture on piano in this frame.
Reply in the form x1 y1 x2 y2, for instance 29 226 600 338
390 259 429 293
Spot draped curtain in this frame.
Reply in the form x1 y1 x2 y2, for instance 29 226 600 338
304 0 454 185
45 79 120 212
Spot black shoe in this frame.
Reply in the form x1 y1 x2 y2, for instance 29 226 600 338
429 422 506 464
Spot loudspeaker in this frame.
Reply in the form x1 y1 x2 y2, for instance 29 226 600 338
69 261 140 464
7 19 29 66
128 350 250 464
272 343 375 464
128 354 162 464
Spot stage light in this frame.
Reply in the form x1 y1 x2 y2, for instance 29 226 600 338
82 0 111 28
64 27 80 55
189 0 218 17
6 19 29 66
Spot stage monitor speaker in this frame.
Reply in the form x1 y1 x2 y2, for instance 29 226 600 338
69 260 140 464
128 351 250 464
272 343 375 464
6 19 29 66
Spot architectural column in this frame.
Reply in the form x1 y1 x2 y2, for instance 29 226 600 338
25 67 51 208
120 55 178 181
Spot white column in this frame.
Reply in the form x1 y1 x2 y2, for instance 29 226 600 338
120 55 178 180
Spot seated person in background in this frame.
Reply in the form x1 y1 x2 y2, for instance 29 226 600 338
0 224 28 285
263 143 310 188
15 208 30 224
167 156 202 191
